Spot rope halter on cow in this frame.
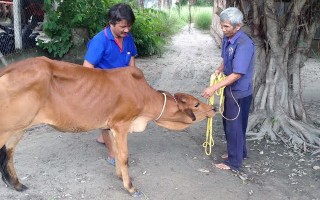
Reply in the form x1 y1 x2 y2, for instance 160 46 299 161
154 93 167 121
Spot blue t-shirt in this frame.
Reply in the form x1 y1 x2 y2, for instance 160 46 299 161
221 29 255 99
84 27 137 69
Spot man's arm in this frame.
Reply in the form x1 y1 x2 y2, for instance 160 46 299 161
201 72 241 99
83 60 94 68
128 56 136 67
215 61 224 75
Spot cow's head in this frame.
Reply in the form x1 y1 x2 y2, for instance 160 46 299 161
155 92 215 130
174 93 215 121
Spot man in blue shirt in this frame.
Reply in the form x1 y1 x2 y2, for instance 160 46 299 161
83 3 137 166
202 7 255 171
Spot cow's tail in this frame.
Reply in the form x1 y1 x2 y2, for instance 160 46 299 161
0 145 27 191
0 145 11 187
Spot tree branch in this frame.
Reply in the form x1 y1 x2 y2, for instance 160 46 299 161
265 0 280 50
251 0 260 36
281 0 307 49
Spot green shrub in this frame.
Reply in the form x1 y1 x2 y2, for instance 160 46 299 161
37 5 72 58
132 9 185 56
194 11 212 30
39 1 186 58
39 0 121 58
179 0 213 6
176 5 212 29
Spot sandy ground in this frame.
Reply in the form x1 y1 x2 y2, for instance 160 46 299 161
0 26 319 200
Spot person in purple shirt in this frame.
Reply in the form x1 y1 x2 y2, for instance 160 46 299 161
83 3 137 166
202 7 255 171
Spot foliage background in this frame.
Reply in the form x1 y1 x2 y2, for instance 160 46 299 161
39 0 212 58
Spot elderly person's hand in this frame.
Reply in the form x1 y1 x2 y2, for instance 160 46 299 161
201 85 218 99
214 69 222 76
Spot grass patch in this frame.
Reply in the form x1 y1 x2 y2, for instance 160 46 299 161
194 10 212 30
132 9 186 56
174 6 212 30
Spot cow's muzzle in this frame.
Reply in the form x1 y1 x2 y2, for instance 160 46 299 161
212 106 216 112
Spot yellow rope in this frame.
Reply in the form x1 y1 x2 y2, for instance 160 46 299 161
203 73 226 156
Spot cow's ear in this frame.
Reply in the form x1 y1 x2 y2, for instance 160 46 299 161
174 93 187 103
184 108 196 121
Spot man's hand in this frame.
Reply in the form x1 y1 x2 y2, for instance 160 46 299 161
83 60 94 68
214 69 221 76
202 85 218 99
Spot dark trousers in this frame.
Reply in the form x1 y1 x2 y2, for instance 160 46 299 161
223 94 252 169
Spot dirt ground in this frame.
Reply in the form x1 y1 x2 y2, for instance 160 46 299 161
0 26 319 200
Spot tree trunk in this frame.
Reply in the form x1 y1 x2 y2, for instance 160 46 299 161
226 0 320 154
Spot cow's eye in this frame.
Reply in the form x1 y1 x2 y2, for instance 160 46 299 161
195 102 200 108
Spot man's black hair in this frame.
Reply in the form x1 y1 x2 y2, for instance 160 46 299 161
108 3 135 25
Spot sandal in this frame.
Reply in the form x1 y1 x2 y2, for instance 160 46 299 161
106 156 115 166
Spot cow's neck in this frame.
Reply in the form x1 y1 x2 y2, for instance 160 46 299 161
154 92 167 121
128 91 173 133
153 92 178 117
152 92 192 130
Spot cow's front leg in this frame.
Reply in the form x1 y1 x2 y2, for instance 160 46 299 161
113 128 142 197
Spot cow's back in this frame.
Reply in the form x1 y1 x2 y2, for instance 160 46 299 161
43 59 156 131
0 57 155 132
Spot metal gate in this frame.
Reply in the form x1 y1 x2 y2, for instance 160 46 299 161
0 0 44 56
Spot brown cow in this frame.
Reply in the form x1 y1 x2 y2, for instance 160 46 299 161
0 57 214 197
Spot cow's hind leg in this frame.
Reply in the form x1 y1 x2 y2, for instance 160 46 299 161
0 132 27 191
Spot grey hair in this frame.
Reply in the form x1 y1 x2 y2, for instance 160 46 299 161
220 7 243 26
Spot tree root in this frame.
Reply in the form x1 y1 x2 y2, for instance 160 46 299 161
247 112 320 154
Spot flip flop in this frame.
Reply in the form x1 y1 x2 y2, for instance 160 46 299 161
106 156 115 166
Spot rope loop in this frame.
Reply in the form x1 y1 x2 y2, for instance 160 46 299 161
154 93 167 121
203 73 226 156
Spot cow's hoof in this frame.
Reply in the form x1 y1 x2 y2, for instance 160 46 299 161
131 190 142 198
15 183 28 191
1 176 27 191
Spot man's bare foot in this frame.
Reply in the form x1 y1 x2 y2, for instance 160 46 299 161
215 163 231 170
96 134 105 144
221 153 228 160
